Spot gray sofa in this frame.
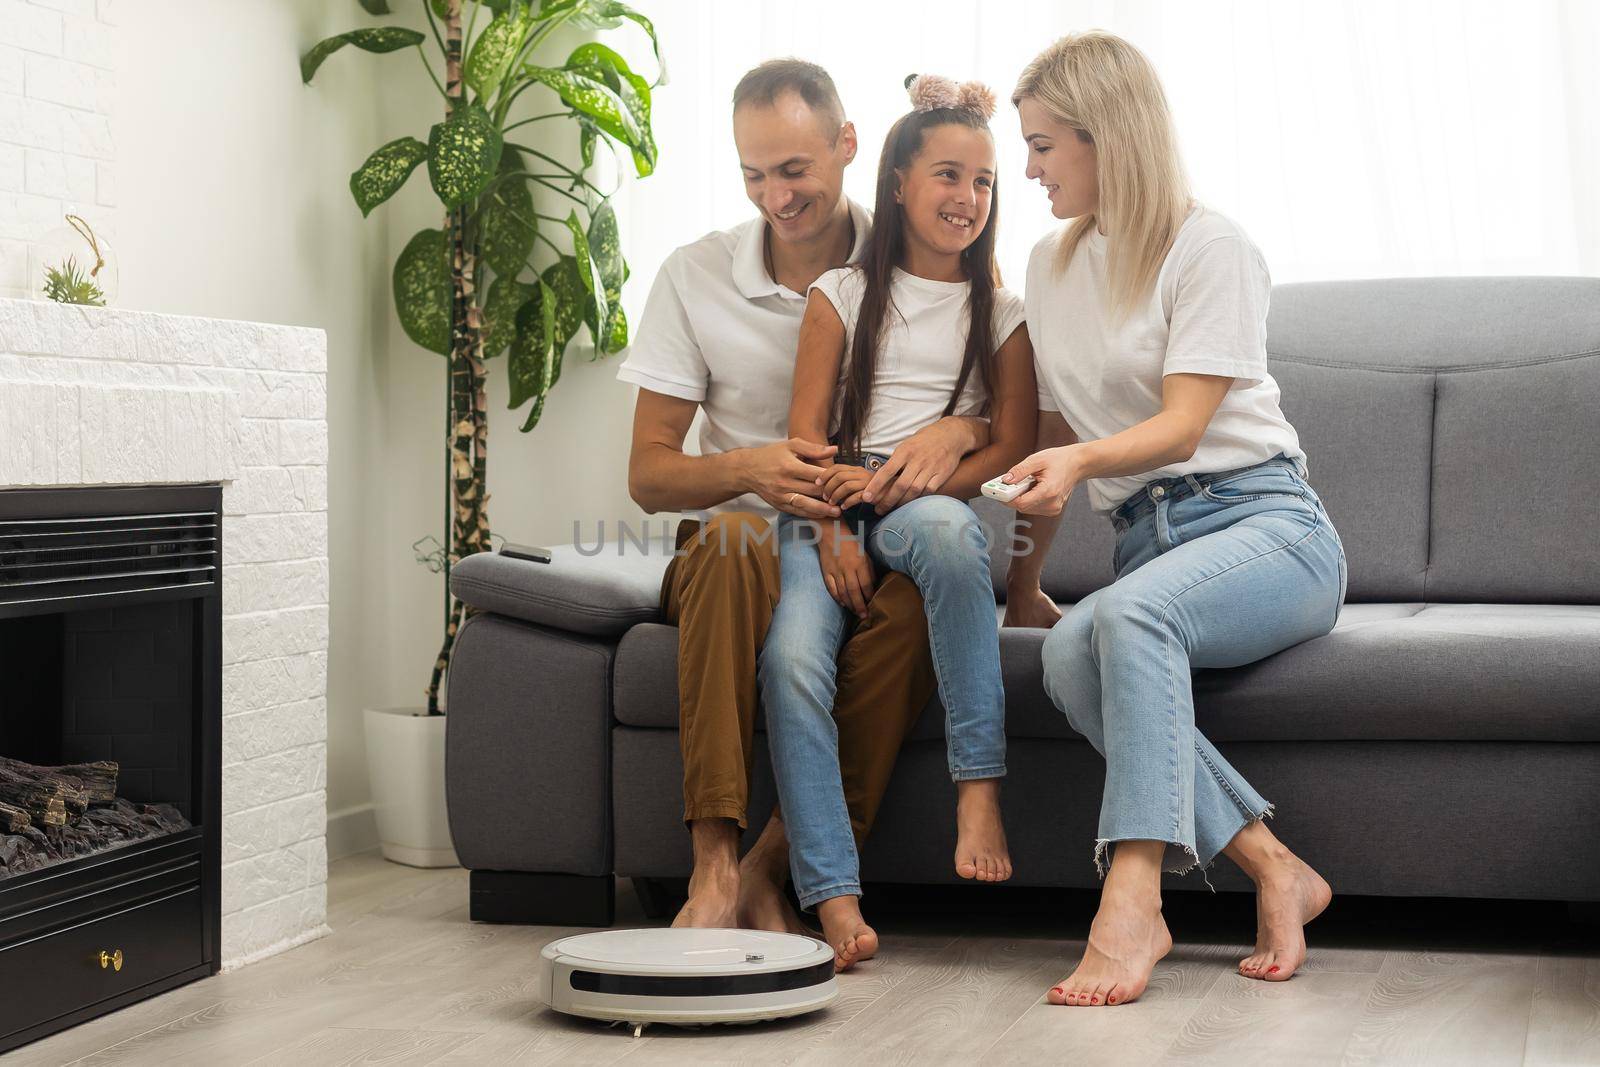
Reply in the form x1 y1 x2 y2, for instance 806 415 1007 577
445 277 1600 925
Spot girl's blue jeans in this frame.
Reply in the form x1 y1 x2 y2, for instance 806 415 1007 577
760 495 1007 909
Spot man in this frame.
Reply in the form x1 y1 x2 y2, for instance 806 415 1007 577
618 59 986 965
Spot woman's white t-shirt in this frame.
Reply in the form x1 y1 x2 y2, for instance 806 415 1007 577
809 266 1027 457
1026 206 1304 513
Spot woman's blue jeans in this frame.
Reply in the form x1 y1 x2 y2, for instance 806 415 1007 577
760 495 1007 909
1041 457 1347 876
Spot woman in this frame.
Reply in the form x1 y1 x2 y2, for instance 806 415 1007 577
762 74 1037 969
997 32 1347 1006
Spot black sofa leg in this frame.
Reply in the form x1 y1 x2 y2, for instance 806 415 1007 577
631 877 686 920
469 870 614 926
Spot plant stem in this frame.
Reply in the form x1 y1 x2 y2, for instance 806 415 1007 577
502 112 566 133
505 142 606 193
422 0 447 57
415 45 447 98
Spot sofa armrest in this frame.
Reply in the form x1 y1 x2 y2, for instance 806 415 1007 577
449 543 671 638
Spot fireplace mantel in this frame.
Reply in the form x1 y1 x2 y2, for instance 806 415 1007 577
0 298 330 969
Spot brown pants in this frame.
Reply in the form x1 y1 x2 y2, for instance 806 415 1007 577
660 512 936 842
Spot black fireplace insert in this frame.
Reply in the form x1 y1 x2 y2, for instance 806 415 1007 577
0 484 222 1053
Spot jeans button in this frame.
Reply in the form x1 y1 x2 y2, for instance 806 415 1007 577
1150 485 1165 500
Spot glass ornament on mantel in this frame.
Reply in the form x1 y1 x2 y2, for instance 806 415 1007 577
29 214 118 306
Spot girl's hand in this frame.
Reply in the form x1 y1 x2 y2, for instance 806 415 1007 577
818 525 875 618
1002 445 1084 516
819 464 873 507
1003 583 1063 629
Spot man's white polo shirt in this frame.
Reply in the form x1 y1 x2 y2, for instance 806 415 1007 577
616 200 872 519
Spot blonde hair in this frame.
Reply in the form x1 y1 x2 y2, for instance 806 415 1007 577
1013 31 1191 317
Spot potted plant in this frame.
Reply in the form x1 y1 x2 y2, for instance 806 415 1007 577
302 0 660 865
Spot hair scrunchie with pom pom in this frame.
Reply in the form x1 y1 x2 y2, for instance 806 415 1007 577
904 73 997 121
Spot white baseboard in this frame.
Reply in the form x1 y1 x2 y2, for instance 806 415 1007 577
326 802 379 860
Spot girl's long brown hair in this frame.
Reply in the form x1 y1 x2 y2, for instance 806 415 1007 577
834 107 1001 460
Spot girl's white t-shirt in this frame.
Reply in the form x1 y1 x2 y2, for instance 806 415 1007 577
809 266 1027 457
1026 205 1305 512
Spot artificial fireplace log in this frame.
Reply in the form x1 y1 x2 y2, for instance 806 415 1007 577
0 799 191 879
0 800 30 833
0 757 121 823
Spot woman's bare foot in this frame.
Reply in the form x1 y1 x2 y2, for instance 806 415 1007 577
1047 840 1171 1007
815 895 879 972
1048 890 1172 1006
1225 821 1332 982
1237 854 1332 981
954 779 1013 882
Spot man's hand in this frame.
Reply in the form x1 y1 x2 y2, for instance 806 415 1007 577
1003 583 1063 629
817 522 874 618
860 417 979 514
819 464 873 507
742 438 843 519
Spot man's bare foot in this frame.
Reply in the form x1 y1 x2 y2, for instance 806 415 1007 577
954 779 1013 882
1047 889 1172 1007
736 817 810 935
815 895 879 972
1237 854 1332 982
672 818 740 928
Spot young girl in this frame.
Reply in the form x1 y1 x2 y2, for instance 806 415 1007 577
759 75 1038 969
1000 32 1345 1006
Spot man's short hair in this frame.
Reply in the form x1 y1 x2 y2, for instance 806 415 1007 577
732 58 845 140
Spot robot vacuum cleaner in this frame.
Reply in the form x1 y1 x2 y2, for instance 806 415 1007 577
539 927 837 1033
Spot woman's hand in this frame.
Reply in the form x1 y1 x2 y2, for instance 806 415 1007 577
1002 444 1086 516
817 523 875 618
819 464 873 508
1003 583 1063 629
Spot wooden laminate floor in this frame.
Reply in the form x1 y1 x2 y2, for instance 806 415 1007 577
13 853 1600 1066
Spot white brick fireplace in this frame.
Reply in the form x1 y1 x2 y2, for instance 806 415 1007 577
0 296 330 967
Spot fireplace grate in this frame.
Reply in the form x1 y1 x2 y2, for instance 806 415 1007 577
0 510 220 608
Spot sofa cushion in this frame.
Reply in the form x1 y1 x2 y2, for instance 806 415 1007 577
450 542 670 638
612 602 1600 743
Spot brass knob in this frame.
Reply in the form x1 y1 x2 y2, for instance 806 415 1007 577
99 949 123 972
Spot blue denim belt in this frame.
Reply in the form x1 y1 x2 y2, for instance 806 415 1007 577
1113 454 1306 526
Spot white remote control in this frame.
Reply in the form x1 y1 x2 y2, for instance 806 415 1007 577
981 475 1035 503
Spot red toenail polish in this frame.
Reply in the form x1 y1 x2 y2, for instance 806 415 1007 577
1091 997 1099 1004
1268 966 1280 973
1109 996 1118 1003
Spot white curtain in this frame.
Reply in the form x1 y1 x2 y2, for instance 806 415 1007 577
617 0 1599 293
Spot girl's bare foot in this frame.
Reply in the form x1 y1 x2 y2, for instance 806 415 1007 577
954 778 1013 882
735 822 812 935
1237 854 1332 981
1224 820 1332 982
815 895 879 972
1047 889 1172 1006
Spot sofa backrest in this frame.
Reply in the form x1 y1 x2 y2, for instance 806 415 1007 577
983 276 1600 605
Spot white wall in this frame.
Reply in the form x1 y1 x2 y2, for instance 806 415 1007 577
109 1 646 857
110 0 389 856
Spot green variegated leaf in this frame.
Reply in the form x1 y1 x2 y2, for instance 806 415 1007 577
480 157 535 275
598 294 627 354
482 274 534 358
464 11 529 97
578 117 598 169
520 66 641 155
585 201 623 292
575 1 662 81
563 210 607 331
566 42 655 175
393 228 451 355
427 103 503 209
540 257 585 354
349 136 428 216
359 0 392 14
508 281 562 430
300 27 423 83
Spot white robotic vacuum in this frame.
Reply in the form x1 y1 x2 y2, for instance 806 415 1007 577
539 928 837 1032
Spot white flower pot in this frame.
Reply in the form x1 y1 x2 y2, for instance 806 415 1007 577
363 706 459 868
